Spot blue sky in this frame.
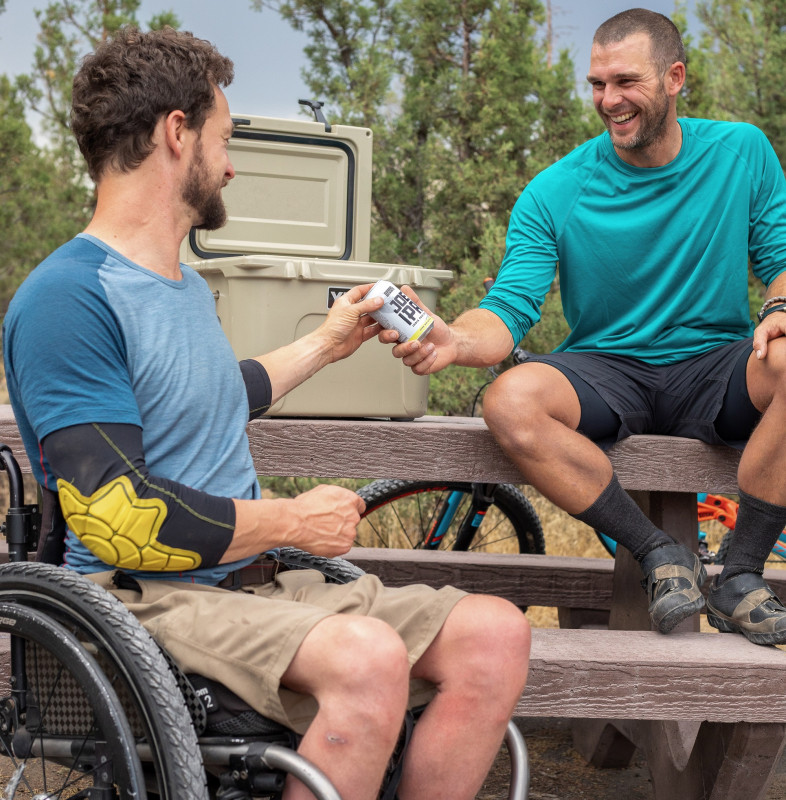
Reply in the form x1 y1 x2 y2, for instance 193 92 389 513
0 0 690 123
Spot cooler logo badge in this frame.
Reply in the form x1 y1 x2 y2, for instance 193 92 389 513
327 287 351 309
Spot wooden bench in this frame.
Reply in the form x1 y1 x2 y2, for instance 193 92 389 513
1 407 784 800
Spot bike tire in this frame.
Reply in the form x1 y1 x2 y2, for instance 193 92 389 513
355 480 545 554
714 530 786 566
0 561 209 799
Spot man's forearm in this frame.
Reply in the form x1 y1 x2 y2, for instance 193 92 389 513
765 270 786 301
252 330 332 406
450 308 516 368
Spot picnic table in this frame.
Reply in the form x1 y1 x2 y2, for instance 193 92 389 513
0 407 784 800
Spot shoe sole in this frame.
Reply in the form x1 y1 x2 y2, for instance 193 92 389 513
657 593 706 634
706 609 786 646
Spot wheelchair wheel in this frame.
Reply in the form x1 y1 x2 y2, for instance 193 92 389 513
0 600 145 799
0 562 209 799
276 547 365 583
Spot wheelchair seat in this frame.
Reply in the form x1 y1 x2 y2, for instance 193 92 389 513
0 445 530 799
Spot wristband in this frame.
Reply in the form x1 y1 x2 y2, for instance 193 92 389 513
757 295 786 321
758 302 786 322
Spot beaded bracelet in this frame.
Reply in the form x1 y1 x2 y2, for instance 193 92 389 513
757 295 786 321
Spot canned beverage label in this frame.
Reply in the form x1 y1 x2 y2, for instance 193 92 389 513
364 280 434 343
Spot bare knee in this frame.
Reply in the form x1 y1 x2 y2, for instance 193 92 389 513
288 616 410 726
451 595 531 685
483 363 580 450
417 595 530 708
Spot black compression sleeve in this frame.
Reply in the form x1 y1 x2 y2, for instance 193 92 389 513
43 422 236 571
239 359 272 420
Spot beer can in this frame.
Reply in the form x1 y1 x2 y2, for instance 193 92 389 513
363 280 434 343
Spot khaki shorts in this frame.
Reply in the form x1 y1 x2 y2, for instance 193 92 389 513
90 568 466 733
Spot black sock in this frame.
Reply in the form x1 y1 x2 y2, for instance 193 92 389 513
572 474 673 561
718 489 786 583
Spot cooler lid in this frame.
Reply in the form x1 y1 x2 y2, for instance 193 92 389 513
185 114 373 262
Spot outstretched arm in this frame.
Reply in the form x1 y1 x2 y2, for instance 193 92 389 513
251 283 399 405
387 286 515 375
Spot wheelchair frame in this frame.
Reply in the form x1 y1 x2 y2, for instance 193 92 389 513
0 444 529 799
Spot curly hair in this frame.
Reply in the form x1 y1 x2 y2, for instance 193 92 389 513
71 27 234 182
593 8 686 77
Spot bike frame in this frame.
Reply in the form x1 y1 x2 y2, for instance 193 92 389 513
422 485 498 550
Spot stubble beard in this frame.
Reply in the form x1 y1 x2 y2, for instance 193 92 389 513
604 88 670 152
182 142 227 231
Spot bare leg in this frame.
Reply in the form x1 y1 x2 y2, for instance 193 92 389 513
397 595 531 800
705 344 786 642
483 362 612 513
281 615 410 800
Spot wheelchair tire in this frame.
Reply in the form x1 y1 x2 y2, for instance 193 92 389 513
0 562 209 799
276 547 365 583
0 600 147 799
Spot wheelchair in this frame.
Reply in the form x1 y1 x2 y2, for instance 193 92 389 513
0 444 530 799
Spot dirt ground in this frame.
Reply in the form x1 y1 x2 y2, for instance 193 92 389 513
477 715 786 799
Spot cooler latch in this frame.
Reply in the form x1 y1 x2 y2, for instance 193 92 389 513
298 99 332 132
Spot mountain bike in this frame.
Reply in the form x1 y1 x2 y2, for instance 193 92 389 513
355 479 546 555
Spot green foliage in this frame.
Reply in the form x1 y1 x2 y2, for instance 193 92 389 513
255 0 592 272
680 0 786 168
0 77 90 313
673 2 715 119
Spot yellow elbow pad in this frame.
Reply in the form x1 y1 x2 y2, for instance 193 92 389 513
57 476 201 571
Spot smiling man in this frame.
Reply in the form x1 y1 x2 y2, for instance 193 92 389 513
391 8 786 645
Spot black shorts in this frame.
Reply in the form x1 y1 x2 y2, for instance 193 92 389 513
522 338 759 451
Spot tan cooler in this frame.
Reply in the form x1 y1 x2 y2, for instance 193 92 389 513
181 110 452 418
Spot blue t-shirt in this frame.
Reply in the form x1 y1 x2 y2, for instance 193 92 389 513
3 234 260 583
480 119 786 364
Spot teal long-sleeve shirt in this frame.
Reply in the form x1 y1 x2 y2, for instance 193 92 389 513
480 118 786 365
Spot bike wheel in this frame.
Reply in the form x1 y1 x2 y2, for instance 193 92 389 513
0 562 208 799
715 530 786 565
355 480 545 554
0 600 146 799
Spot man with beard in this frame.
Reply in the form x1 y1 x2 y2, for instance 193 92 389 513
392 8 786 645
2 26 531 800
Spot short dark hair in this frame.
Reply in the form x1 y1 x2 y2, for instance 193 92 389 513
593 8 686 76
71 27 234 182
